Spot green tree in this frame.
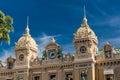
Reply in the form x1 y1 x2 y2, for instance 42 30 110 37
42 50 47 60
0 10 14 44
57 48 63 58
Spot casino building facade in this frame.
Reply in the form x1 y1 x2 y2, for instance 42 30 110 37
0 8 120 80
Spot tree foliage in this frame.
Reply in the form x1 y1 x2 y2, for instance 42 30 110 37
57 48 63 58
0 10 14 44
42 50 47 60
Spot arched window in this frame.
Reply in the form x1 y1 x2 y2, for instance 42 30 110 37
34 76 40 80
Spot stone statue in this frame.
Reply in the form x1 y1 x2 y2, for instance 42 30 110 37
81 71 87 80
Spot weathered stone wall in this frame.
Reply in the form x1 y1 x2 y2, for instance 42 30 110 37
114 66 120 80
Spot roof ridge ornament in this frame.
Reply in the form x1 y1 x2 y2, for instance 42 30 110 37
81 5 88 27
106 42 109 45
51 37 55 43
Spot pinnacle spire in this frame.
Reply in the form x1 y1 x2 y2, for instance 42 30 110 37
27 16 29 27
25 16 30 35
81 5 88 27
84 5 86 18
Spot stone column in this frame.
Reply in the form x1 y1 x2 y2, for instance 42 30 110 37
42 72 46 80
42 68 47 80
92 63 95 80
57 70 62 80
95 68 99 80
29 70 33 80
74 69 79 80
87 68 93 80
114 67 120 80
98 68 104 80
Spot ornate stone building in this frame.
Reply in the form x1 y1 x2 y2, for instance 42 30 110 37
0 8 120 80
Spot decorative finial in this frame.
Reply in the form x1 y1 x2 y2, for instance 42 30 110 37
106 42 109 45
84 5 86 18
27 16 29 27
51 37 55 43
25 16 30 35
81 5 88 27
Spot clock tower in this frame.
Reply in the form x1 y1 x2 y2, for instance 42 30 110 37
15 23 38 68
42 38 62 64
73 6 98 80
14 18 38 80
73 6 98 62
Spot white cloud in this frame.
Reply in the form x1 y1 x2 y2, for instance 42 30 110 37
35 33 76 57
61 43 75 54
0 47 15 62
98 37 120 49
0 33 62 62
94 15 120 27
0 33 75 62
35 33 61 58
108 16 120 27
107 38 120 47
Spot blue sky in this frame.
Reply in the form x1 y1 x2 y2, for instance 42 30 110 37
0 0 120 61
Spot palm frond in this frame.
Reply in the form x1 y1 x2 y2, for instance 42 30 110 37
3 31 10 44
3 16 13 25
0 11 14 45
0 18 4 25
4 25 14 32
0 38 2 44
0 11 5 18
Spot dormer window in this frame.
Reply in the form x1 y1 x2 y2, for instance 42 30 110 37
105 50 111 58
8 61 13 69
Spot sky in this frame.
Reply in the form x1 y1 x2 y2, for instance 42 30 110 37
0 0 120 61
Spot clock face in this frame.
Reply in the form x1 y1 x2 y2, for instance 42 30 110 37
19 54 24 61
80 46 87 53
49 51 56 59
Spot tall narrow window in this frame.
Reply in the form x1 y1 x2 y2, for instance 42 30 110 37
50 74 56 80
65 73 73 80
34 76 40 80
18 76 24 80
105 74 113 80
